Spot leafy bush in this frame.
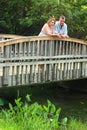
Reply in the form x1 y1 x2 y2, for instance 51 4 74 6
0 94 67 130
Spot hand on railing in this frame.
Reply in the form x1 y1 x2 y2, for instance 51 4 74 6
56 33 69 38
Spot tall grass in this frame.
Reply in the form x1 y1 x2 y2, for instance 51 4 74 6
0 95 67 130
59 118 87 130
0 95 87 130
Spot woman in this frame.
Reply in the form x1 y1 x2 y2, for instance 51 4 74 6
38 17 57 36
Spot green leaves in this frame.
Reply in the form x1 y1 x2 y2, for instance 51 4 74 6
1 94 67 129
0 0 86 39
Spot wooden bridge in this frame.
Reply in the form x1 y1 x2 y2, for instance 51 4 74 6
0 34 87 89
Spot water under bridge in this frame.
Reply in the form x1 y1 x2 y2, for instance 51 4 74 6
0 34 87 90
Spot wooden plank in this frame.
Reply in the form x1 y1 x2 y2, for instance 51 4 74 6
12 66 17 86
62 41 65 55
3 66 9 86
25 65 29 84
64 63 67 79
69 62 73 79
44 40 47 56
58 41 61 56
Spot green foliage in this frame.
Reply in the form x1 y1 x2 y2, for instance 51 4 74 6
0 94 67 130
1 94 87 129
19 0 59 35
0 0 87 39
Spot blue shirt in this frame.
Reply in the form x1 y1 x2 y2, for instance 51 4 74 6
54 21 68 35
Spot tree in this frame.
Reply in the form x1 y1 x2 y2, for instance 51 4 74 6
0 0 86 39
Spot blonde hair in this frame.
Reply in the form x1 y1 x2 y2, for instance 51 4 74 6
47 17 56 25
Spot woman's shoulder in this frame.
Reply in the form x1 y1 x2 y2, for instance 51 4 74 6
43 23 49 28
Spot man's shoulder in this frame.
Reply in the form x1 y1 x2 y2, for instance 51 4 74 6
64 23 67 27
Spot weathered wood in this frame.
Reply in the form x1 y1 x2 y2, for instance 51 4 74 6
0 35 87 88
0 36 87 47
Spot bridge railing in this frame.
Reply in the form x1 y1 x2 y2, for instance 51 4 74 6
0 35 87 88
0 34 25 41
0 36 87 60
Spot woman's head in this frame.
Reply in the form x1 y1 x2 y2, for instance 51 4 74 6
47 17 56 26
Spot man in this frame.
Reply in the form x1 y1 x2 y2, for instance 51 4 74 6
55 16 69 38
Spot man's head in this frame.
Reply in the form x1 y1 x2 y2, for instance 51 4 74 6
59 16 66 26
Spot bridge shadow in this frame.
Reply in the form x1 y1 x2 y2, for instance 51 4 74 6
0 78 87 98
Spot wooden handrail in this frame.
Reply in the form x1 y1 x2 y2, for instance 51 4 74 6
0 35 87 47
0 34 25 39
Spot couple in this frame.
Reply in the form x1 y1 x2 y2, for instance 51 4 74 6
39 16 69 38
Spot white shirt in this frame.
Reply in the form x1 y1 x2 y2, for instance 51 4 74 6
54 21 68 35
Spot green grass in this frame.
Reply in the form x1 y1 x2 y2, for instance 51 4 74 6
0 94 87 130
0 116 87 130
1 83 87 130
59 118 87 130
0 95 67 130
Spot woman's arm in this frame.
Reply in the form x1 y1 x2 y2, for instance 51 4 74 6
43 24 57 36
